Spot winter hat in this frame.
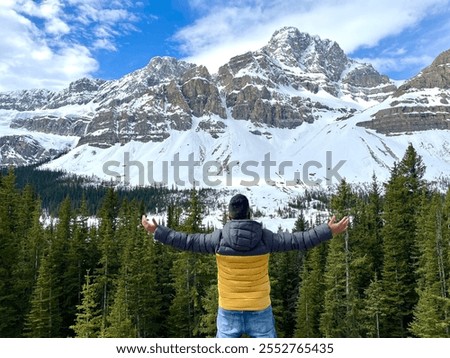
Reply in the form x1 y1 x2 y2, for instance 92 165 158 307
228 194 250 219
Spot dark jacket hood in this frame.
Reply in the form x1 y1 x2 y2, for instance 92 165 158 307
222 220 263 252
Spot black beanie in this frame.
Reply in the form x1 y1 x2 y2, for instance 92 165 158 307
228 194 250 220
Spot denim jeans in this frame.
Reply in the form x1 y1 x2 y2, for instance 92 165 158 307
216 305 277 338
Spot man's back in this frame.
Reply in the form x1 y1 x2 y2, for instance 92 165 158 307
152 218 333 311
216 220 271 311
142 193 349 338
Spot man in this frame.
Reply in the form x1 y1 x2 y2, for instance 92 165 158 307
142 194 349 338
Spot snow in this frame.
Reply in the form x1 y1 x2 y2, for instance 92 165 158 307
31 108 450 231
2 102 450 231
1 32 450 231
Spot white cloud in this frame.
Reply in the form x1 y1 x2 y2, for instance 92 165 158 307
2 0 449 91
46 17 71 36
356 55 435 78
0 0 139 91
176 0 450 75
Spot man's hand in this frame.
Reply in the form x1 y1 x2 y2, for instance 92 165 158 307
142 215 158 234
328 215 349 235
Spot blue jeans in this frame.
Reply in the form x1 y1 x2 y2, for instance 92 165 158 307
216 306 277 338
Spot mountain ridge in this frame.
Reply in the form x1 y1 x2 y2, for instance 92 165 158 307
0 26 450 201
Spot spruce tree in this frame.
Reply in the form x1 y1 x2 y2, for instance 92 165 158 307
0 168 20 336
13 197 45 336
198 283 219 337
410 287 450 337
54 196 80 336
95 188 120 331
71 272 102 338
295 243 327 337
129 229 166 337
24 253 62 337
114 199 163 337
366 174 384 278
363 274 385 338
410 193 450 337
152 240 175 336
104 277 136 338
168 188 216 337
320 180 360 337
379 144 425 337
270 212 308 337
63 197 92 336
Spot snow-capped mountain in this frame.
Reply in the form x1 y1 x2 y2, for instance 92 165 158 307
357 48 450 133
1 26 450 209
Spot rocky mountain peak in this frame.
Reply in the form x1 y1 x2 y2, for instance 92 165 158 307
44 78 106 109
0 27 407 165
357 48 450 134
432 48 450 68
395 49 450 96
264 26 347 81
0 89 54 111
68 78 105 93
144 56 197 84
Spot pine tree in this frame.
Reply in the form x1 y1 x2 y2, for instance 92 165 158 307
95 188 120 331
168 188 216 337
270 212 308 337
104 277 136 338
13 196 45 336
54 196 79 336
24 253 62 337
64 197 92 336
320 179 361 337
295 243 327 337
71 272 102 338
379 144 425 337
362 274 385 338
198 283 218 337
113 199 163 337
366 174 384 277
0 168 21 336
410 193 450 337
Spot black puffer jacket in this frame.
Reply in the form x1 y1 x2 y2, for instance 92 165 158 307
154 219 332 256
154 220 332 310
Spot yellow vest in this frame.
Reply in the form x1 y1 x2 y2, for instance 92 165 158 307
216 253 271 311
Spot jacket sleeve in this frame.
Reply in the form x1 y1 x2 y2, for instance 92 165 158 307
153 226 220 254
266 223 332 253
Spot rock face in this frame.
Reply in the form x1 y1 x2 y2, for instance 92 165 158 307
45 78 106 109
5 26 443 167
0 89 54 111
0 135 61 166
357 49 450 134
10 115 90 136
396 49 450 92
218 27 394 128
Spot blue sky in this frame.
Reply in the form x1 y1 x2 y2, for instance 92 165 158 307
1 0 449 91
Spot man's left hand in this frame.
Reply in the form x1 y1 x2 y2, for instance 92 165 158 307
328 215 349 235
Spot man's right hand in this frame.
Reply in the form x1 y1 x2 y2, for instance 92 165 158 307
142 215 158 234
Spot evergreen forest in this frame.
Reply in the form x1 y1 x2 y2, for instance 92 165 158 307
1 144 450 338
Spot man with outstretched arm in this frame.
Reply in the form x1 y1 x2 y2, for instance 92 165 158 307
142 194 349 338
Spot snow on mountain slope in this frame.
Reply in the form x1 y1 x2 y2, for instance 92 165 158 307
2 27 450 231
40 106 450 225
0 108 79 165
